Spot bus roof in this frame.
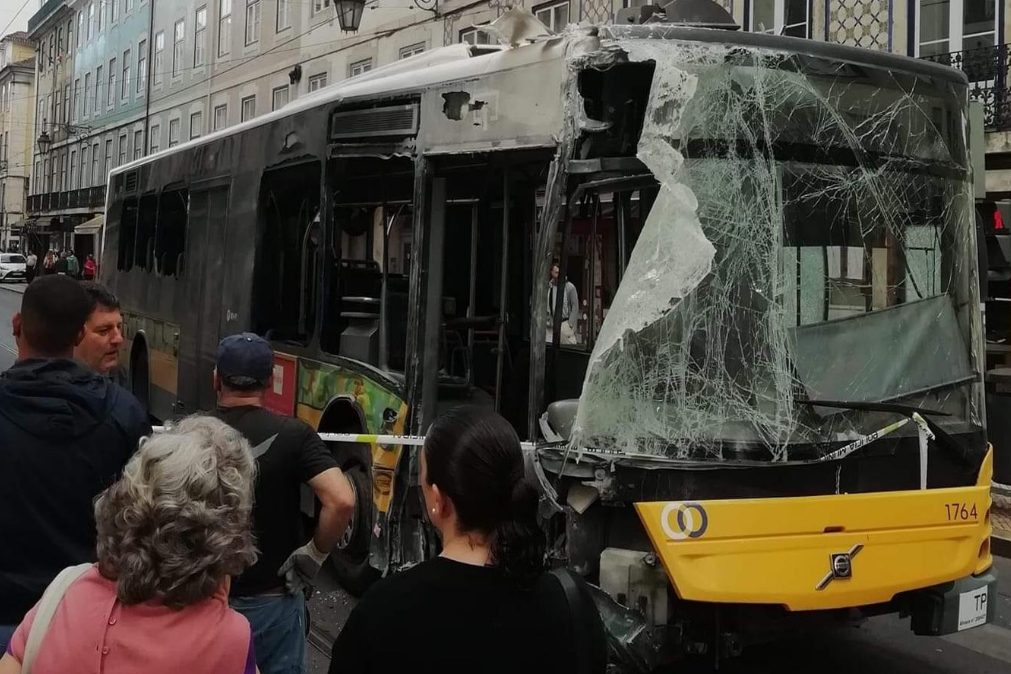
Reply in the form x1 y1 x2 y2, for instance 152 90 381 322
111 23 968 177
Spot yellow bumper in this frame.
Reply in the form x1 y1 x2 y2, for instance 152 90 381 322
635 449 994 611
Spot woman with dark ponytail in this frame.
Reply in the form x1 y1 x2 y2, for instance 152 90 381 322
329 406 606 674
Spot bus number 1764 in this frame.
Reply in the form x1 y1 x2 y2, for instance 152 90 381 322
945 503 978 521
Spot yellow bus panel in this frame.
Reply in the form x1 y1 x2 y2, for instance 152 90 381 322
635 449 993 611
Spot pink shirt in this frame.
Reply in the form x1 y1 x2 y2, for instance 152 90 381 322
7 566 254 674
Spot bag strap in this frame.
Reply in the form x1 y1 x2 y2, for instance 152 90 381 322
22 564 92 674
550 567 593 674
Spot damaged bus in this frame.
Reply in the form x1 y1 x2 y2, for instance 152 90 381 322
102 3 993 667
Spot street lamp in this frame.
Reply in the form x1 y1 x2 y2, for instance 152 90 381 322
36 130 52 155
335 0 366 32
335 0 438 32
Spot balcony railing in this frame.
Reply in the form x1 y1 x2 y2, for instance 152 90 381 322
27 186 107 214
921 44 1010 132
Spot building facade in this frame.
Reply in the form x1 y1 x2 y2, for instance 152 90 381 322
0 32 36 251
21 0 1010 251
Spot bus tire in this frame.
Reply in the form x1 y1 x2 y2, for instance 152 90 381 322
330 464 380 596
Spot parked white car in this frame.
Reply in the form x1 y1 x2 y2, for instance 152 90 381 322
0 254 27 282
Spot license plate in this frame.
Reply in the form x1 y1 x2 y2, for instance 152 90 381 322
957 586 989 631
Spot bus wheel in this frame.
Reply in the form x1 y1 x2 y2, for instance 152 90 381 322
330 465 379 596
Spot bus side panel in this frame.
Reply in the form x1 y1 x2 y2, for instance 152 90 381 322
293 357 408 516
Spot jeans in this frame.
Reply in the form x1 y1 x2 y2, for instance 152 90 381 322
230 593 306 674
0 624 15 653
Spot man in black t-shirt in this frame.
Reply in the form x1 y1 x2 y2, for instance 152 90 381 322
212 333 354 674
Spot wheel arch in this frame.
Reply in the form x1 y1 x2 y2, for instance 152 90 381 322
318 396 371 469
129 331 150 404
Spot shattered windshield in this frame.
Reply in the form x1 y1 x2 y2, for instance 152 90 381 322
571 36 982 461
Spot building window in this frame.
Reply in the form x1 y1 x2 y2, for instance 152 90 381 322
108 58 117 108
271 85 288 110
69 150 77 189
137 40 147 93
276 0 291 31
63 84 70 123
104 139 112 177
127 0 134 11
87 3 95 40
241 95 255 121
122 49 131 99
213 103 227 130
134 129 143 159
349 58 372 77
917 0 997 59
313 0 331 15
219 0 232 56
118 133 128 166
149 124 161 153
97 0 104 32
78 11 84 46
168 119 181 147
91 142 99 185
83 73 91 117
72 79 80 120
67 18 73 52
245 0 261 44
173 20 185 78
190 111 203 139
308 73 327 91
111 0 119 22
399 42 425 59
94 65 103 114
459 27 491 45
194 7 207 67
533 1 569 32
154 31 165 85
79 147 88 188
750 0 808 38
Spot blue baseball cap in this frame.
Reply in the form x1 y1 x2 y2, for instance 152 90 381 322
215 333 273 387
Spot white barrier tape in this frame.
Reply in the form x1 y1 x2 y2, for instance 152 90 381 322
152 426 539 451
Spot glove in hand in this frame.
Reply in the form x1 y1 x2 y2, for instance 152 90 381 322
278 540 328 596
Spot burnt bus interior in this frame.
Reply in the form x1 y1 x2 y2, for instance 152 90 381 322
308 149 555 433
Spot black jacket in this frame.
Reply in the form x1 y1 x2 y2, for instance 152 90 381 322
0 359 150 624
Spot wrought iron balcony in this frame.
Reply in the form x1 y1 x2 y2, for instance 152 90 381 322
27 185 107 215
921 44 1010 132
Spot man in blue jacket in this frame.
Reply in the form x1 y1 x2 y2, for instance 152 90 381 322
0 276 151 649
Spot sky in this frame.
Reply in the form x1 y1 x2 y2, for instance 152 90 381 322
0 0 33 39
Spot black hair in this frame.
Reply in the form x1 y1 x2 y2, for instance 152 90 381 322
79 281 121 312
19 275 91 356
424 406 545 585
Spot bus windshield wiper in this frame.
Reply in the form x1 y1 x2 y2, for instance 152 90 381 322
794 398 950 417
795 398 978 468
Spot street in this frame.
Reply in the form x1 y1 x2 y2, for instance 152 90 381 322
2 281 1011 672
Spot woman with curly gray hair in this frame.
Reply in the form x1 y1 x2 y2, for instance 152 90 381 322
0 416 261 674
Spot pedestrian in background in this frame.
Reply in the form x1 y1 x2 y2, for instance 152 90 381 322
41 251 55 275
82 254 97 280
212 333 354 674
74 282 124 377
66 251 80 279
0 276 150 650
329 406 606 674
0 416 260 674
24 252 36 284
54 252 68 276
